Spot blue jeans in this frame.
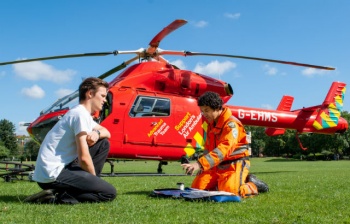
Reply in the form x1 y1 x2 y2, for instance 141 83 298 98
38 139 117 204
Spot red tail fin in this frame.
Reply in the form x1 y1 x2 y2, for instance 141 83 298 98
313 82 346 130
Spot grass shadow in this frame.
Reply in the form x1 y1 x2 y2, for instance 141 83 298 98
0 195 27 203
123 190 152 196
264 158 300 162
251 171 296 175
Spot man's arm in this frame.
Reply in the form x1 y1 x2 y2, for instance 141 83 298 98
93 124 111 139
86 124 111 146
196 124 236 171
76 132 96 175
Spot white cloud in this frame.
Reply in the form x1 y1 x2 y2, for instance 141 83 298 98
263 64 278 75
192 20 208 28
170 59 186 69
21 84 45 99
55 88 74 98
13 61 76 83
194 60 236 77
301 68 328 77
17 121 30 135
224 13 241 19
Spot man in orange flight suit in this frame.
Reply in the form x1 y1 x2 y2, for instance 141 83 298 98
181 91 268 198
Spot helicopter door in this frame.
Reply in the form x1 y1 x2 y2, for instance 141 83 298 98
124 95 173 159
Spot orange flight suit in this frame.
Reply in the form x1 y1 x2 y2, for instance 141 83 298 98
191 107 258 198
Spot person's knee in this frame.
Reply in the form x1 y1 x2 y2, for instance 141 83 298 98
103 185 117 201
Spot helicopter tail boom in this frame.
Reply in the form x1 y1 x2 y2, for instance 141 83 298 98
229 81 347 136
265 95 294 136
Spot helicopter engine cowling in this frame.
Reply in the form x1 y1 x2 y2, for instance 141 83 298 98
110 61 234 102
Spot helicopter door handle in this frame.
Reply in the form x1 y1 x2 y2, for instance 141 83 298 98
151 122 157 126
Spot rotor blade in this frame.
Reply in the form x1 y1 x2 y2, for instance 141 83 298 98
186 52 335 70
149 19 187 48
158 50 335 70
98 56 139 80
0 52 116 66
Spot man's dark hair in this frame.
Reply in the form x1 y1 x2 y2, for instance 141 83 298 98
79 77 109 102
197 91 223 110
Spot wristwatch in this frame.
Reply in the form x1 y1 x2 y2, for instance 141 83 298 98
94 129 100 137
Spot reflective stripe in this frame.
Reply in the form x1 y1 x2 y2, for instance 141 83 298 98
204 147 224 169
230 145 249 156
204 154 215 168
213 147 224 161
239 160 246 186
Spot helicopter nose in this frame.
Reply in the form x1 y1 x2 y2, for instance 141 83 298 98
27 126 33 136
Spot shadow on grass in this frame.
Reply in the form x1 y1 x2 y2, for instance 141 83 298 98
251 171 296 175
123 190 152 196
264 158 300 162
0 195 27 203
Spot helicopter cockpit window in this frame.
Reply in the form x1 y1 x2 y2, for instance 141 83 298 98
129 96 170 117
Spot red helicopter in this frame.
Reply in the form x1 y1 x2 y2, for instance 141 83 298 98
0 19 347 174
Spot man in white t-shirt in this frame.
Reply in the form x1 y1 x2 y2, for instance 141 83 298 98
24 77 116 204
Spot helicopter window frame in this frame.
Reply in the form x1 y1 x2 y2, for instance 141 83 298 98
95 91 113 124
41 90 79 115
129 96 170 118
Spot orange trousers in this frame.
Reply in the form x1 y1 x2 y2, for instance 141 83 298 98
191 160 258 198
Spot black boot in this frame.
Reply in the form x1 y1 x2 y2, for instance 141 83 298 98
246 174 269 193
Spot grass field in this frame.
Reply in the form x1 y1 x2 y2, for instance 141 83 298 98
1 158 349 224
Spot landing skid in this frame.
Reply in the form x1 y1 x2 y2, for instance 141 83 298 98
0 161 35 182
102 159 188 177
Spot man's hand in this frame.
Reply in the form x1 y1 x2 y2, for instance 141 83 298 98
181 162 201 176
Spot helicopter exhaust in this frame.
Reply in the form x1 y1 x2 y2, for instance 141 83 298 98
224 83 234 96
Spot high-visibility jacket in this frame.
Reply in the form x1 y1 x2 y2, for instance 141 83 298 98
198 107 249 171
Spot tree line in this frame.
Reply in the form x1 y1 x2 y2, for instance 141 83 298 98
0 111 350 161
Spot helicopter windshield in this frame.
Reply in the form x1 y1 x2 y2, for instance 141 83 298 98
40 90 79 115
130 96 170 117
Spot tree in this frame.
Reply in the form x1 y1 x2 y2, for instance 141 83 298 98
0 119 18 157
0 141 10 159
340 111 350 156
24 139 40 161
246 126 267 156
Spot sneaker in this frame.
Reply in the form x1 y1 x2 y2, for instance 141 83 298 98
24 189 56 203
246 174 269 193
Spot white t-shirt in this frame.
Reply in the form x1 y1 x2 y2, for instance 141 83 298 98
33 104 98 183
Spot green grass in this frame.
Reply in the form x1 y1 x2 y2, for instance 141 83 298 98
1 158 349 224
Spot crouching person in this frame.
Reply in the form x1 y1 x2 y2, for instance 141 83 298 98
24 77 116 204
181 91 268 198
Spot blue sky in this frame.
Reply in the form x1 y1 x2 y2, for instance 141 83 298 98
1 0 349 135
